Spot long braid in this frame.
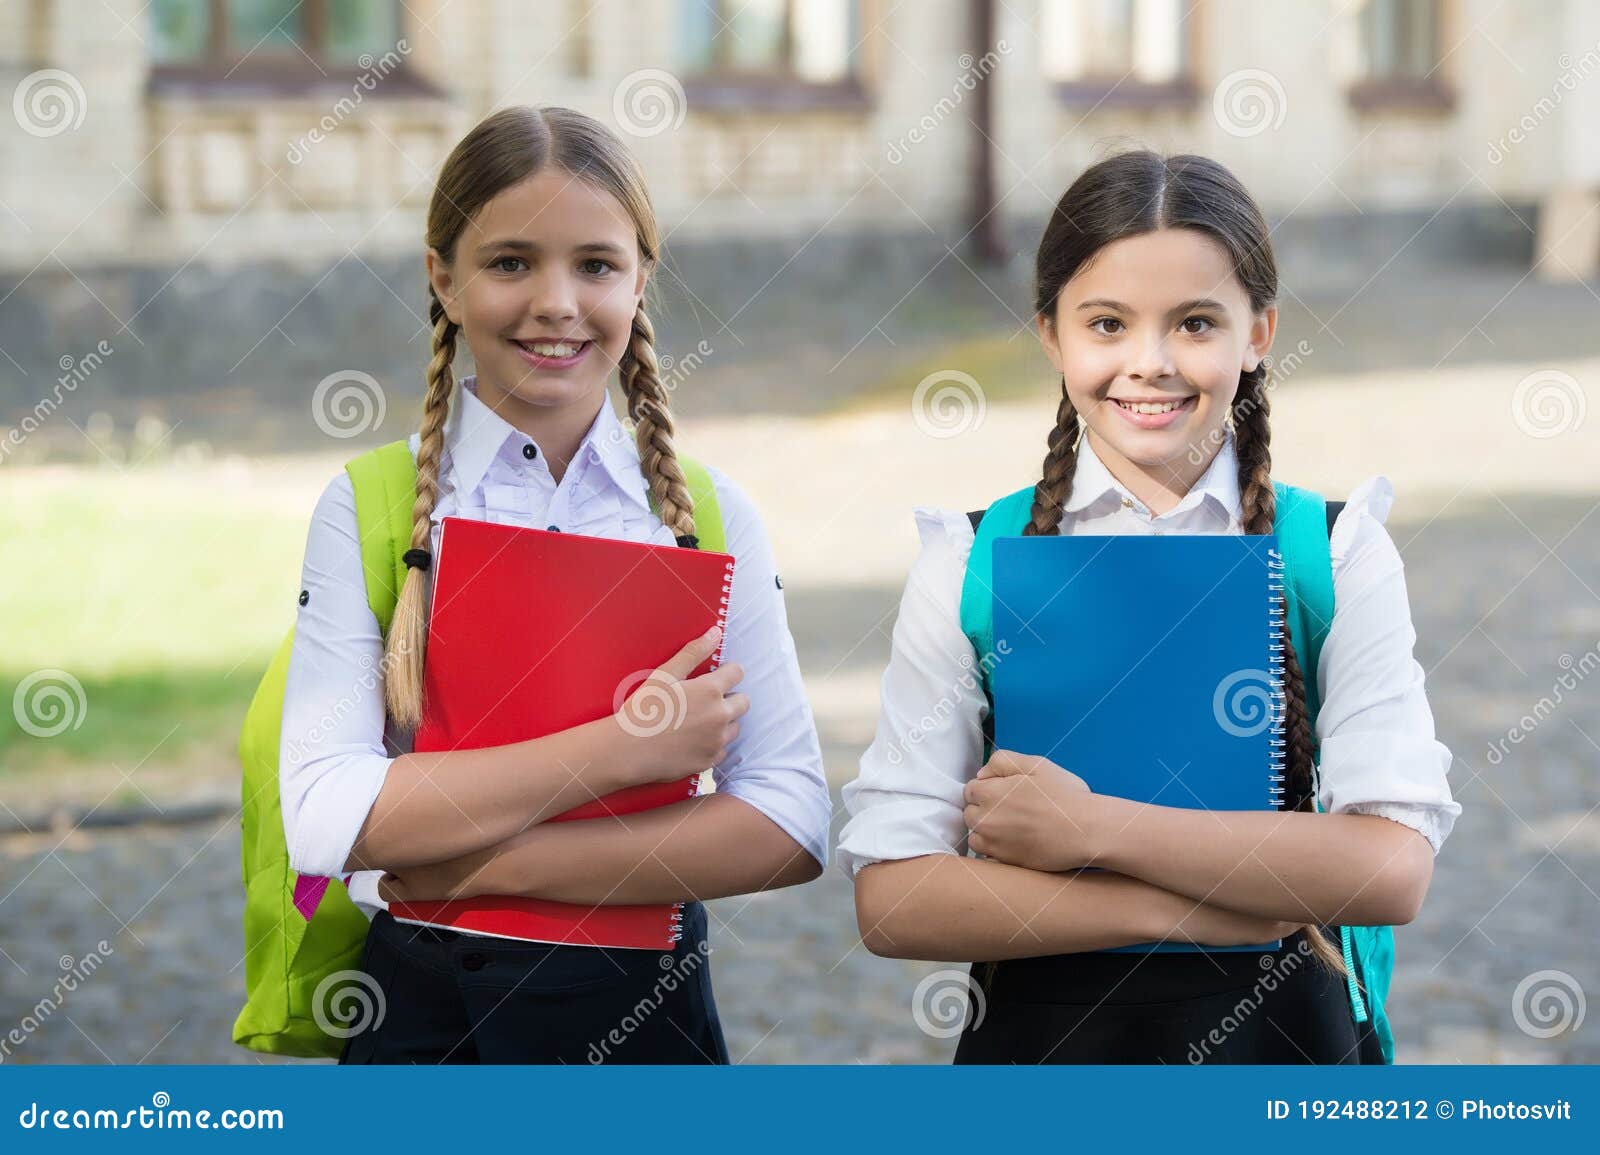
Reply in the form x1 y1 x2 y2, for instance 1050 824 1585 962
621 304 696 542
1232 365 1348 977
382 289 456 728
1023 376 1082 537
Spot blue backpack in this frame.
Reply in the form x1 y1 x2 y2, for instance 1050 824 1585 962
956 480 1395 1063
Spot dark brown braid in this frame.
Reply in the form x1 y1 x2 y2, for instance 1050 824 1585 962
1022 376 1082 537
620 303 696 541
1232 364 1349 977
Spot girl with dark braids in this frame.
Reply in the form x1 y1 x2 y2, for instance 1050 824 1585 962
838 151 1459 1064
278 107 829 1064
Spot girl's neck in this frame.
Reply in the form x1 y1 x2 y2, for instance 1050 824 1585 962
1086 428 1220 517
471 376 607 485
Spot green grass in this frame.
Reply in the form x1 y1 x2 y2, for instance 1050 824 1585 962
0 471 309 784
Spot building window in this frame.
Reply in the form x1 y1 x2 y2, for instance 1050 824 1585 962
679 0 865 110
149 0 422 92
1349 0 1454 113
1040 0 1196 106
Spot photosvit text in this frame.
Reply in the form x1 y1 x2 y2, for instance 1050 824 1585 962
1265 1098 1574 1121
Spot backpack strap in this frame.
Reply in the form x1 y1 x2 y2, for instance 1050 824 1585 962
344 440 418 637
673 455 726 555
1272 482 1336 726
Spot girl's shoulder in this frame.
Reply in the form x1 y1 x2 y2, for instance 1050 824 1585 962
1326 474 1400 581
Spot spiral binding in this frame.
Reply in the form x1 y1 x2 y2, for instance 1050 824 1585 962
1266 548 1289 808
664 556 737 947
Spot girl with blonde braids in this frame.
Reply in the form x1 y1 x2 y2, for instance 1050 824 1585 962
277 106 829 1064
838 151 1460 1063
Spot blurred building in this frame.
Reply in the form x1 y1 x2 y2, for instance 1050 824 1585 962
2 1 1597 270
0 1 1597 428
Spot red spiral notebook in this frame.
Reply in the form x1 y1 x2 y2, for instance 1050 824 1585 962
386 516 736 949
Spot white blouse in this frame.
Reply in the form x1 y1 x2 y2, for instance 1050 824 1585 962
280 376 831 920
836 431 1461 879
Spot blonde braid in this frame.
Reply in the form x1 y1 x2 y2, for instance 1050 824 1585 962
383 289 456 728
621 304 697 542
1232 365 1349 978
1023 376 1082 537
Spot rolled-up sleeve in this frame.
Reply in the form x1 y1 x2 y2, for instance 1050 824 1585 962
1316 477 1461 853
705 470 832 868
279 472 397 882
836 509 986 879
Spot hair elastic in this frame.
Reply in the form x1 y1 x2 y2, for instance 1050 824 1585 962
402 548 432 571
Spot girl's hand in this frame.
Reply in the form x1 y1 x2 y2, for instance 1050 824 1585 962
1167 899 1304 949
376 843 500 904
962 749 1105 872
612 626 749 785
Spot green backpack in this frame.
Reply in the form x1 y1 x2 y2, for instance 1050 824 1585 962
956 481 1396 1063
233 438 727 1057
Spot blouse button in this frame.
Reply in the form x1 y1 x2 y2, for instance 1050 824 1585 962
522 443 537 460
546 524 560 532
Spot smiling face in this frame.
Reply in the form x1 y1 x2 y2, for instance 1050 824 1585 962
1038 227 1276 497
426 167 648 420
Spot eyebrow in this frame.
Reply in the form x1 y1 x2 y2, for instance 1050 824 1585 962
475 239 629 257
1075 297 1227 315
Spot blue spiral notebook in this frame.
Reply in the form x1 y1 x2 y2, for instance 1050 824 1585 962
991 533 1287 952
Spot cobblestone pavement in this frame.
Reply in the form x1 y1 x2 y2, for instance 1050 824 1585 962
1 492 1595 1065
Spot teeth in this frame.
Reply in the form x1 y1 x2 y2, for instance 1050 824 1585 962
522 340 581 357
1118 399 1183 414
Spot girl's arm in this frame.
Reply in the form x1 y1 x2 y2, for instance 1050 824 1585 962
1093 796 1433 926
964 751 1432 926
378 792 822 905
347 629 743 873
852 853 1300 962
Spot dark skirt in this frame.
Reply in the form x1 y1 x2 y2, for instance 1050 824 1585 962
338 899 728 1065
953 926 1384 1065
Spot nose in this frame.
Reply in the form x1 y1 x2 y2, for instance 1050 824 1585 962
1127 334 1176 383
528 268 578 326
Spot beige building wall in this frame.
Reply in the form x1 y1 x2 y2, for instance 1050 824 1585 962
1 1 1596 272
